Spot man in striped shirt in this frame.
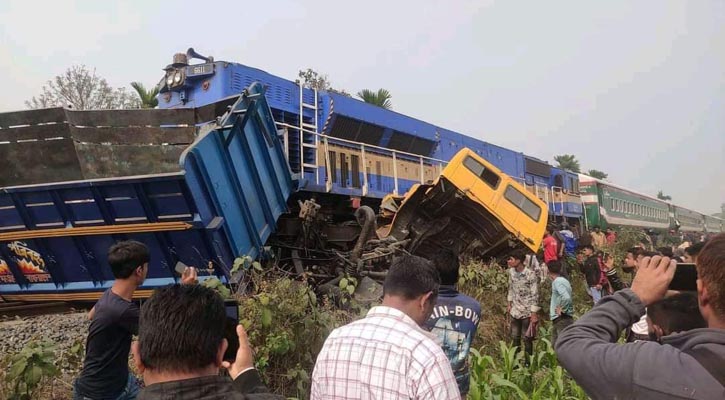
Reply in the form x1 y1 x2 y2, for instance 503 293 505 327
311 255 461 400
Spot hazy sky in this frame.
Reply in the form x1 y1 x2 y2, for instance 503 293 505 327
1 1 723 214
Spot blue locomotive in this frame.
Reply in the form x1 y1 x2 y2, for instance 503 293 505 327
158 49 583 227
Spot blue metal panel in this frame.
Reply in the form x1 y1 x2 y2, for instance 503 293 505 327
181 82 295 263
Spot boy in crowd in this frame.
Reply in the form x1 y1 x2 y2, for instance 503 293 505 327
547 260 573 346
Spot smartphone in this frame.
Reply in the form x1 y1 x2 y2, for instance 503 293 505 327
175 261 188 276
668 263 698 291
223 300 240 362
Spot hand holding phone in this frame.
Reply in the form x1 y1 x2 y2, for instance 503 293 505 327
668 263 698 291
174 261 198 285
222 300 253 373
631 256 677 306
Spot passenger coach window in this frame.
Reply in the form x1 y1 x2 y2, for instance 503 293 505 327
504 185 541 221
463 156 500 189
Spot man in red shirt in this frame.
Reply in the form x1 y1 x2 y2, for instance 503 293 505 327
543 227 567 278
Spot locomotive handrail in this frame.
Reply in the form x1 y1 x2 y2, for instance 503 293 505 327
275 121 448 195
273 122 448 164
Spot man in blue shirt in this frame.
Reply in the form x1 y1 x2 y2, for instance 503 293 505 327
547 260 574 346
425 248 482 397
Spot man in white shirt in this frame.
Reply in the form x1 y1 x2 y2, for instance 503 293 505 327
311 255 460 400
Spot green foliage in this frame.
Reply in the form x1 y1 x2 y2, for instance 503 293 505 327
458 261 512 350
468 340 587 399
231 255 262 274
458 260 509 294
201 277 231 299
4 340 60 400
237 272 349 399
586 169 608 180
553 154 581 173
130 82 159 108
356 88 393 109
338 275 358 304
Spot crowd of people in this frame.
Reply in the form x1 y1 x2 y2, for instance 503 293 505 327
71 226 725 400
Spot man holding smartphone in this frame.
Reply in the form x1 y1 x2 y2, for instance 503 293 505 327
556 234 725 399
133 284 282 399
74 241 198 400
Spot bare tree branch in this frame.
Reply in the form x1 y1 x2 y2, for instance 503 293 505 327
25 65 140 110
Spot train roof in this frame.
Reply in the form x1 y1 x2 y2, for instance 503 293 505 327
578 173 716 217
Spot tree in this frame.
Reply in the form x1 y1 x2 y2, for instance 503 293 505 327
356 88 393 110
657 190 672 201
553 154 581 173
586 169 608 180
297 68 350 96
26 65 139 110
130 82 159 109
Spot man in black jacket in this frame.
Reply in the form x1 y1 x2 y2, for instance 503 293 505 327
580 245 602 304
132 284 283 400
556 234 725 399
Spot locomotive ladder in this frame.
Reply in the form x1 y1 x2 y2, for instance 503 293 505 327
298 81 319 184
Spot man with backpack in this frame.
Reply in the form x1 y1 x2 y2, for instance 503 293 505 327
556 233 725 399
557 223 578 263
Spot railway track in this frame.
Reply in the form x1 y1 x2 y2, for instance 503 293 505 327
0 301 77 319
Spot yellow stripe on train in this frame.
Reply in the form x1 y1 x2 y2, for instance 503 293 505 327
0 222 193 242
1 289 155 302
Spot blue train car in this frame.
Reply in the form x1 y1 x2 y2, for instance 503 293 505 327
0 83 295 301
158 49 579 225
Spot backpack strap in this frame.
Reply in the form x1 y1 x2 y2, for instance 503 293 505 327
685 348 725 388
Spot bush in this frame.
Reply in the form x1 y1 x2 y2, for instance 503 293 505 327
3 340 60 400
235 270 350 399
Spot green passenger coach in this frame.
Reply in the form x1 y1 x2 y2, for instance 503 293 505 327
579 174 670 231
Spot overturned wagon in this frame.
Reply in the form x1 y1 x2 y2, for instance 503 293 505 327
0 83 294 301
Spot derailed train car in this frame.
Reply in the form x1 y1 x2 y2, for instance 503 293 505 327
0 83 545 301
0 84 295 301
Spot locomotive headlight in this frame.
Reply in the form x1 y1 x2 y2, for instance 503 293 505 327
166 75 174 86
174 71 182 84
